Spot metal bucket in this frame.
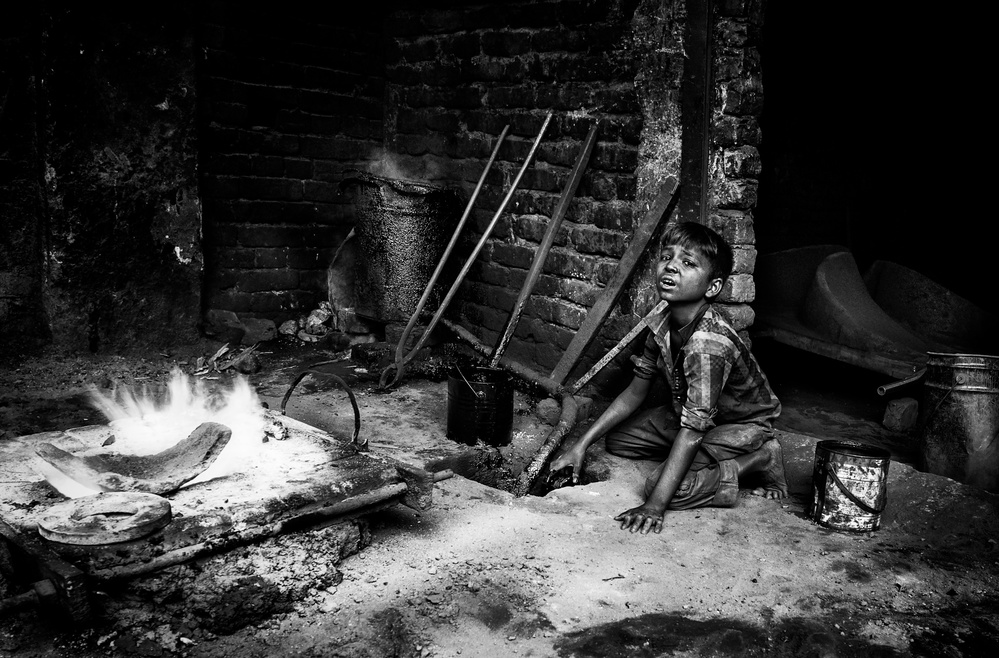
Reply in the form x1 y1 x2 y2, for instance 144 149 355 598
810 440 890 532
918 352 999 493
340 172 463 323
446 366 513 447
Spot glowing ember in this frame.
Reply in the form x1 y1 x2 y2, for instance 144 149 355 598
86 368 270 487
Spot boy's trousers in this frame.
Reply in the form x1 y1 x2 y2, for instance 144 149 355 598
604 405 774 510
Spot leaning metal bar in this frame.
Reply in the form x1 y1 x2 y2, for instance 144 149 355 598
490 121 599 368
280 364 363 450
379 111 554 390
392 125 511 368
565 300 669 395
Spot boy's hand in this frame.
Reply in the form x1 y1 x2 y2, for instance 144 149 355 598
548 445 586 485
614 504 665 534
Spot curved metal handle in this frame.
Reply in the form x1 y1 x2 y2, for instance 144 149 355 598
825 463 884 515
281 367 364 450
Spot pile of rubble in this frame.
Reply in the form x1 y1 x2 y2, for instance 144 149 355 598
276 301 382 350
202 303 383 356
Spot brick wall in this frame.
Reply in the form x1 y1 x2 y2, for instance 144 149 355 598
199 0 766 387
707 0 765 337
381 0 666 383
199 4 387 317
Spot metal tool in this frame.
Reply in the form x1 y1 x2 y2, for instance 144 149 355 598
549 177 680 385
379 112 554 389
385 124 510 382
490 121 599 368
565 299 669 395
280 362 364 449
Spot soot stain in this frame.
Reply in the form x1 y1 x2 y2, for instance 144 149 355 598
829 558 873 583
555 613 906 658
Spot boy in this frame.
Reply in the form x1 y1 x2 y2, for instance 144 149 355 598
549 221 787 534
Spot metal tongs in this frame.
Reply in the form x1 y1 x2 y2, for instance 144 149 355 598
378 113 554 389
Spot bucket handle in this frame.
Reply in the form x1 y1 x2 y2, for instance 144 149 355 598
455 366 484 399
825 464 884 515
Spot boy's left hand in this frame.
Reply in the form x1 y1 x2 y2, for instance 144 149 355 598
614 505 664 534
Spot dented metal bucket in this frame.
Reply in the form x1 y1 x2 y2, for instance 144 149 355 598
918 352 999 493
810 440 890 532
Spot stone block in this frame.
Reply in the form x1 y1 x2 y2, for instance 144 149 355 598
883 397 919 432
203 309 245 345
241 317 277 345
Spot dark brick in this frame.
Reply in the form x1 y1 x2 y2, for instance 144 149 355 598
472 210 514 241
218 248 256 269
586 173 621 202
591 142 638 173
288 247 328 270
544 248 595 280
421 61 463 86
712 178 758 210
481 31 532 58
534 274 599 307
466 282 518 319
489 242 535 270
707 210 756 246
239 269 300 293
513 215 569 246
528 296 586 330
238 225 292 248
304 181 339 203
396 39 440 63
571 225 628 257
462 301 509 333
583 200 636 231
722 146 762 178
720 76 763 116
255 248 289 268
242 177 304 201
712 116 761 147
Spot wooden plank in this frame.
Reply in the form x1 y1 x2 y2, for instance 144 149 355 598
550 177 679 385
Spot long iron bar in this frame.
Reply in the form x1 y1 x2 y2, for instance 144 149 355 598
391 125 510 369
565 300 668 395
490 121 599 368
379 112 554 389
549 177 680 385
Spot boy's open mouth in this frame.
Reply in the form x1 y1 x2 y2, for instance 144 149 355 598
659 276 676 288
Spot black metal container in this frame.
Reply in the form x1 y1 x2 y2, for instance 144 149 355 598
447 366 513 447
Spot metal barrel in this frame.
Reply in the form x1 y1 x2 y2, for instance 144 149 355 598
918 352 999 493
810 440 891 532
341 172 463 324
446 367 513 447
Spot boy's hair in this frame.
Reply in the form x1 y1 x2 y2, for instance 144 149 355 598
660 221 734 283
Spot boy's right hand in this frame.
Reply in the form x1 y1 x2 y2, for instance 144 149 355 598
548 445 586 485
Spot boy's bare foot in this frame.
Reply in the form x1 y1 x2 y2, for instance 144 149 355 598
749 439 788 499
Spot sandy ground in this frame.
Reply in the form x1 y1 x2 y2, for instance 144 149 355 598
2 343 999 657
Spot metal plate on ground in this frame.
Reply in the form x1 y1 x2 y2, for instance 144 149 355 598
37 491 172 545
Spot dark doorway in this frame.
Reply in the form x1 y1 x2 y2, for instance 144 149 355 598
756 2 984 307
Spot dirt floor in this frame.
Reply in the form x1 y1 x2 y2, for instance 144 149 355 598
1 338 998 658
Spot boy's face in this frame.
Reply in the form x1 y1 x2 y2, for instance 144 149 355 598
656 244 724 305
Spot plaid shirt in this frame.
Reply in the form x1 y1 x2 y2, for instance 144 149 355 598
632 305 781 432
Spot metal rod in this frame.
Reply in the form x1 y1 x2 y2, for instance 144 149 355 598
281 366 364 449
566 300 669 395
379 112 554 389
490 121 599 368
876 368 926 396
550 177 680 385
391 125 511 367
